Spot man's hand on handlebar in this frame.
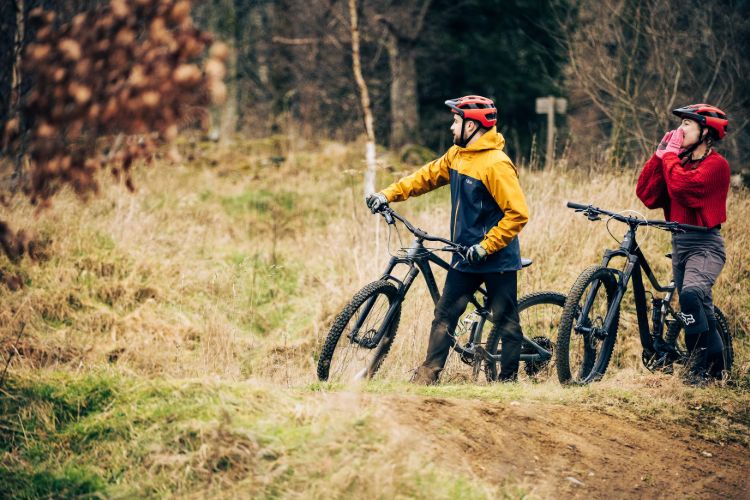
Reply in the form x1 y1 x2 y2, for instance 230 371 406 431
466 244 488 265
365 193 389 213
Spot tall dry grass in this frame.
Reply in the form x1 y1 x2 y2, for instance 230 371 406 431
1 137 748 386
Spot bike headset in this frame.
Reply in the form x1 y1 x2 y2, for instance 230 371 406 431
445 95 497 147
672 104 729 161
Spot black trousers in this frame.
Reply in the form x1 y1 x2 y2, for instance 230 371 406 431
423 268 522 380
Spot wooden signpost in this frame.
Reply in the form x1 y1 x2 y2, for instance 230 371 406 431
535 96 567 169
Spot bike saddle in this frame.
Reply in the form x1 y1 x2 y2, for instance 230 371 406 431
521 257 532 268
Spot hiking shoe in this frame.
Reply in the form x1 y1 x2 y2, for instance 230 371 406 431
410 365 441 385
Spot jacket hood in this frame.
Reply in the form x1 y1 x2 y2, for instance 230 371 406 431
463 126 505 152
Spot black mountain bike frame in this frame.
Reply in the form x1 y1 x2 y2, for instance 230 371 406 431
568 202 707 357
352 206 551 365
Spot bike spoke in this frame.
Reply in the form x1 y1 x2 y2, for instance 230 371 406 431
559 270 617 385
519 300 563 380
327 290 394 383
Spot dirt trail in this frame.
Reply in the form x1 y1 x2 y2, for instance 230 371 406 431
326 392 750 499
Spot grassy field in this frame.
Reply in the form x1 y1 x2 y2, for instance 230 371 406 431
1 137 749 497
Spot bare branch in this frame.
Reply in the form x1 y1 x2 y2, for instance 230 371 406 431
702 43 727 103
272 36 322 45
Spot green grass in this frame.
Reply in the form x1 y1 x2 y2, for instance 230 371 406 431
219 189 297 217
1 371 516 498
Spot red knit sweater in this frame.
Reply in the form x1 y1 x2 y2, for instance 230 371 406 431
636 151 730 228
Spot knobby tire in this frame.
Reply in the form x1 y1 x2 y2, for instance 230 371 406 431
485 291 566 382
556 266 620 385
317 280 401 382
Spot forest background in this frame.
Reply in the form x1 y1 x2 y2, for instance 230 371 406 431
2 0 750 172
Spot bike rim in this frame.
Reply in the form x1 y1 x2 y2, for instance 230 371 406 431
519 301 563 380
327 291 394 383
570 280 611 382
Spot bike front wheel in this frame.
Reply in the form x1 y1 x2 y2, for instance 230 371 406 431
485 291 567 382
556 266 620 385
317 280 402 383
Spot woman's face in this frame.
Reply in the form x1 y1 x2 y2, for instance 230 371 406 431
678 118 703 147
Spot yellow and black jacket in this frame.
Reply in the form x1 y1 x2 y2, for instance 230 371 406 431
381 127 529 273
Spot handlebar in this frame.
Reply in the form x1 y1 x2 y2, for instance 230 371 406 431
375 206 468 255
566 201 709 233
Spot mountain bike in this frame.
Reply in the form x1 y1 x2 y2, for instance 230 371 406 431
556 202 734 385
316 206 566 383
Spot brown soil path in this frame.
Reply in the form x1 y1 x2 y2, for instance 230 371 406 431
330 393 750 499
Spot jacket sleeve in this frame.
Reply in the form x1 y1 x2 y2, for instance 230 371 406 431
636 154 669 209
380 148 453 202
662 152 730 209
479 160 529 254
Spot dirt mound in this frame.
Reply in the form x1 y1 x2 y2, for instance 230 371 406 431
357 394 749 498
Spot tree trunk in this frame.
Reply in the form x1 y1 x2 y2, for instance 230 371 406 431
0 1 17 130
19 0 57 132
234 0 249 131
202 0 238 143
385 14 429 148
349 0 377 195
386 35 419 149
220 42 239 145
243 0 274 135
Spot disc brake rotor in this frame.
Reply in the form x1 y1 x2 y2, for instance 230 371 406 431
524 336 554 376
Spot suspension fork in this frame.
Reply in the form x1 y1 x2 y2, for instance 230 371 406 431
577 251 631 338
351 260 421 347
349 256 400 338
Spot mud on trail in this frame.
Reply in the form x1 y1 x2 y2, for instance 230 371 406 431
322 392 750 499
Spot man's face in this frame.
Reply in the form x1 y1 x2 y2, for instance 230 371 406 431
450 113 476 145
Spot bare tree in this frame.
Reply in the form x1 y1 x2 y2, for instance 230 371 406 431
0 1 18 134
349 0 378 195
372 0 432 149
563 0 749 168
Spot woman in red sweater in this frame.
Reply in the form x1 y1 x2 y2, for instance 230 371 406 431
636 104 730 382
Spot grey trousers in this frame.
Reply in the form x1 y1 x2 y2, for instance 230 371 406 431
671 228 726 332
671 228 726 371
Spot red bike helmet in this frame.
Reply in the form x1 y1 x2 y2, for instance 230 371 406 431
672 104 729 140
445 95 497 129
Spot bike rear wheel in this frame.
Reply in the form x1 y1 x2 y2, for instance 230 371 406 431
664 305 734 378
557 266 620 385
317 280 401 382
485 291 567 382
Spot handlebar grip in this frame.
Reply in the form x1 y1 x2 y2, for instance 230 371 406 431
678 223 709 232
566 201 589 210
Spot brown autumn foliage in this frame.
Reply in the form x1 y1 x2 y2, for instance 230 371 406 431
1 0 227 266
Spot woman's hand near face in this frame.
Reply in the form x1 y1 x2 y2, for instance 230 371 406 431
656 128 684 158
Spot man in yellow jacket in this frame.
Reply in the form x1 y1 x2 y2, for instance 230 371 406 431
366 95 530 384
